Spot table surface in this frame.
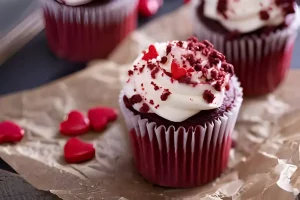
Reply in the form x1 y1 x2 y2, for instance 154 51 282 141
0 0 299 171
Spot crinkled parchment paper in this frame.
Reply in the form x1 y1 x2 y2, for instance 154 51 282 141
0 5 300 200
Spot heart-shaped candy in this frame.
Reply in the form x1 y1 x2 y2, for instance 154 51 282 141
142 45 159 61
171 59 187 79
0 121 24 144
139 0 163 17
60 110 90 136
88 107 118 131
64 138 95 163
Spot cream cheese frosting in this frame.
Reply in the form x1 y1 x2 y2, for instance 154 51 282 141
203 0 297 33
123 37 234 122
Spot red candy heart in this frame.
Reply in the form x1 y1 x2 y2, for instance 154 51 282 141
88 107 118 131
0 121 24 144
64 138 95 163
142 45 159 61
139 0 163 17
60 110 90 136
171 59 187 79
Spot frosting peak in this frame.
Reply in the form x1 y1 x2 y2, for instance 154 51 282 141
203 0 297 33
123 37 234 122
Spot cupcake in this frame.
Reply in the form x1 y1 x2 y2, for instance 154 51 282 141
193 0 300 96
119 37 243 188
41 0 138 62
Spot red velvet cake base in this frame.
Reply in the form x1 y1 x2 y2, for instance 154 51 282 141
129 128 232 188
119 77 243 188
42 0 138 62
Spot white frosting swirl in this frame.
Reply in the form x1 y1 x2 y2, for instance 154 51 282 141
203 0 295 33
123 39 233 122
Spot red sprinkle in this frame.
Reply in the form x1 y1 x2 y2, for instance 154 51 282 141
210 69 218 79
185 54 196 66
147 62 157 70
130 94 143 105
166 44 172 55
259 10 270 20
142 45 159 61
139 65 145 73
187 36 198 43
161 56 168 64
149 100 154 105
151 81 160 90
225 84 230 91
151 67 160 79
177 41 183 47
139 103 150 113
194 64 202 71
155 105 160 109
214 82 222 92
171 60 187 79
160 89 172 101
201 48 210 56
221 63 234 74
203 90 215 103
128 70 133 76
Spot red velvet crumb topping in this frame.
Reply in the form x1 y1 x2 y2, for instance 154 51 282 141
151 67 160 79
128 70 133 76
160 89 172 101
259 10 270 20
161 56 168 64
140 103 150 113
203 90 215 103
130 94 143 104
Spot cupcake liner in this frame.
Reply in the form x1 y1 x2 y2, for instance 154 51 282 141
193 5 300 96
40 0 138 61
119 77 243 188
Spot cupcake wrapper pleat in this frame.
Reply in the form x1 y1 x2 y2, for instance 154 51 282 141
193 6 300 96
40 0 138 61
119 76 243 188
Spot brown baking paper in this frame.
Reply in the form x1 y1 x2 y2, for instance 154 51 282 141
0 4 300 200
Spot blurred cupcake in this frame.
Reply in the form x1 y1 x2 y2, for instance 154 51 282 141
194 0 299 96
41 0 138 61
119 37 243 188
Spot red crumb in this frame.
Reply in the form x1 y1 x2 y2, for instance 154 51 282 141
203 90 215 103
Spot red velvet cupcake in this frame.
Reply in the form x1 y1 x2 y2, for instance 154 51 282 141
41 0 138 61
119 37 243 188
193 0 300 96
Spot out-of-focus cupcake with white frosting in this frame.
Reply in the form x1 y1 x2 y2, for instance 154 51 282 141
119 37 243 188
194 0 299 96
41 0 138 61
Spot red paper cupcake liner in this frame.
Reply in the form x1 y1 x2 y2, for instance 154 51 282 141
119 77 243 188
41 0 138 61
193 5 300 96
